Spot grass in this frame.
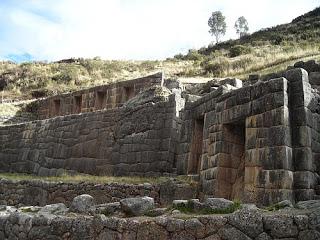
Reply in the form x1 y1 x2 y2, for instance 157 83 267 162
0 172 194 185
0 8 319 104
264 201 293 211
20 207 40 213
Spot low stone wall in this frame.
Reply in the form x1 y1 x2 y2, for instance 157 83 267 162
0 178 197 207
1 204 319 239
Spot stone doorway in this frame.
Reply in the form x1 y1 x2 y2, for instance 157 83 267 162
188 117 204 175
74 95 82 114
222 121 246 200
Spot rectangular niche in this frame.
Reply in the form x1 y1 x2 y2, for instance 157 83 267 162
96 91 106 109
222 121 246 200
53 99 61 116
74 95 82 114
188 117 204 175
124 86 134 101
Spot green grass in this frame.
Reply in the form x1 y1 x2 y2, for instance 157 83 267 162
19 207 40 213
0 172 172 185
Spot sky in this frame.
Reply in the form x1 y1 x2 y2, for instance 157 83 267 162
0 0 318 62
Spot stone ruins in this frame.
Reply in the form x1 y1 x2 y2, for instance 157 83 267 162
1 60 320 207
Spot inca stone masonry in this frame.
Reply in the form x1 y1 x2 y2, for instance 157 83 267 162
1 60 320 206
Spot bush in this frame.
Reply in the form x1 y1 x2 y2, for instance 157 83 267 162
185 49 204 61
231 57 253 70
201 57 230 75
229 45 252 57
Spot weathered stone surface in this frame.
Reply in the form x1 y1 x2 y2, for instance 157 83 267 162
172 200 188 208
296 200 320 209
228 207 263 238
70 194 95 214
263 215 298 238
38 203 68 215
204 198 234 210
310 72 320 85
185 218 206 238
298 229 320 240
218 225 251 240
95 202 121 215
276 200 294 209
0 202 320 239
120 197 154 216
0 177 176 207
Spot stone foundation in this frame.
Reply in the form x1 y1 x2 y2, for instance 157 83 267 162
1 204 320 239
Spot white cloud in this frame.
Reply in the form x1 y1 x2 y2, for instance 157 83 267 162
0 0 318 61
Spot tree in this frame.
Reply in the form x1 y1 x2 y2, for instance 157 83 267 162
208 11 227 44
234 16 249 38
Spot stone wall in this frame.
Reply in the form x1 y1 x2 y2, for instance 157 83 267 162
0 94 178 177
0 178 197 207
36 72 163 119
177 68 320 205
1 204 320 239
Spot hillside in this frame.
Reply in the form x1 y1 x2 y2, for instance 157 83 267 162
0 7 319 102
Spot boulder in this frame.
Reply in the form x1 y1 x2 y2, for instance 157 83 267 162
120 197 154 216
205 198 234 210
172 200 188 208
188 199 205 211
145 208 167 217
310 72 320 85
70 194 95 214
276 200 293 209
263 214 298 238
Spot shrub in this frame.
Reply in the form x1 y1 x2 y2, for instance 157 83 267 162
229 45 252 57
231 57 254 70
185 49 204 61
201 57 230 75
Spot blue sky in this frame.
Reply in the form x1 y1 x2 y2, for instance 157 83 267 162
0 0 318 62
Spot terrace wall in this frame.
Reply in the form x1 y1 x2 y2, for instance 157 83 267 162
0 94 178 177
36 73 163 119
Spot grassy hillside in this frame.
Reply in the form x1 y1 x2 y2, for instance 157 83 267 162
0 7 319 102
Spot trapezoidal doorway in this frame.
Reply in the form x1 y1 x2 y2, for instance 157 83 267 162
188 117 204 175
220 121 246 200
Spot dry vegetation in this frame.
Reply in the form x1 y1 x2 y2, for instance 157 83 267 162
0 7 319 102
0 173 197 185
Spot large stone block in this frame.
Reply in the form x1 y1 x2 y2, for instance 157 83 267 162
309 72 320 85
257 169 293 189
293 171 316 189
245 146 293 170
294 147 313 171
285 68 309 83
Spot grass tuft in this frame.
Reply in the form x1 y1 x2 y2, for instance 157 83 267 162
0 172 170 185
